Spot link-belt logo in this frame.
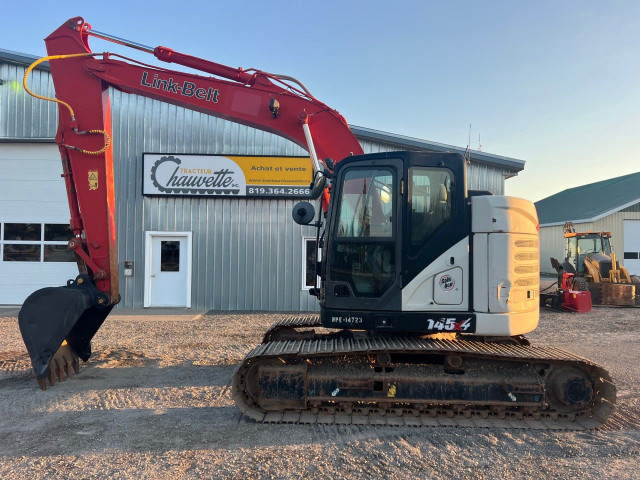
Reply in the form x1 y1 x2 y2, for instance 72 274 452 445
140 71 220 103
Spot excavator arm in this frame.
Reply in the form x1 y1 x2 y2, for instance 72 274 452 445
19 16 363 388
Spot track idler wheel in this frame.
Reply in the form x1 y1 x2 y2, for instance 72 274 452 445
547 367 594 411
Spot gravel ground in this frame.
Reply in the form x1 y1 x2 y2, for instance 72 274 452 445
1 292 639 479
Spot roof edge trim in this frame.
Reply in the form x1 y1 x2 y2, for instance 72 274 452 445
0 137 56 143
540 219 594 228
539 197 640 227
0 49 49 71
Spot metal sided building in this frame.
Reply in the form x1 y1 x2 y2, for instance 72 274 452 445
535 172 640 275
1 48 526 310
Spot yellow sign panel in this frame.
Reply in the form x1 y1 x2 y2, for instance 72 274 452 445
228 156 312 186
143 154 314 197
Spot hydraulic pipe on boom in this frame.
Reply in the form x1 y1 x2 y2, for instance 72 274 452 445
19 16 363 389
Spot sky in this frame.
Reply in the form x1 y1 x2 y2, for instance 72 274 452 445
1 1 638 202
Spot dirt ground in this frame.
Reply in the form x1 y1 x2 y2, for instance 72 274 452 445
1 296 639 479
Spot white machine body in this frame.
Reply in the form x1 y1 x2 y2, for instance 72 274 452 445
402 195 540 336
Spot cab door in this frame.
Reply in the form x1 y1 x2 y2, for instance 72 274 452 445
324 156 404 311
401 154 469 292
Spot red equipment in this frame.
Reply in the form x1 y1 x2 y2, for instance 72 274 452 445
562 289 592 313
562 274 592 313
20 17 363 387
540 273 592 313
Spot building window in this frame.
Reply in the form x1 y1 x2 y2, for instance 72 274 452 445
160 240 180 272
1 223 75 262
302 237 320 290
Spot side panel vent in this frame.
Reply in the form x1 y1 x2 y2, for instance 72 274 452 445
488 233 539 313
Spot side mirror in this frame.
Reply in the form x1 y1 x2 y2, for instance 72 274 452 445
292 201 315 225
309 172 327 200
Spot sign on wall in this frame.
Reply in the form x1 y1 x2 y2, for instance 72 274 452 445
143 153 313 197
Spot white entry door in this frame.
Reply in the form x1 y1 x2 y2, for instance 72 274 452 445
145 232 192 307
623 220 640 275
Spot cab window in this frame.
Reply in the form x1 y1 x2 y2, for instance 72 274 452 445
566 237 578 270
409 167 453 256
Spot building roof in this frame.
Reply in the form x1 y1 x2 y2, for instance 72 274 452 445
1 48 525 173
535 171 640 226
0 48 50 70
351 125 525 172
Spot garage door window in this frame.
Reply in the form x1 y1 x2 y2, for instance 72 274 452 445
1 223 75 262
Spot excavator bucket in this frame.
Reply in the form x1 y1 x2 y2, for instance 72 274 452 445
18 275 112 390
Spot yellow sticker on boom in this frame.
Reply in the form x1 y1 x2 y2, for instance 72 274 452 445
88 170 98 190
387 384 397 398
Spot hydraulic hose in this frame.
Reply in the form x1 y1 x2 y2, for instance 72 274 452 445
23 53 111 155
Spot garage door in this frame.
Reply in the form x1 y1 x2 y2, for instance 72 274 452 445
0 143 78 304
623 219 640 276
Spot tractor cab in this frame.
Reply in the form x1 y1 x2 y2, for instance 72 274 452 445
564 231 612 275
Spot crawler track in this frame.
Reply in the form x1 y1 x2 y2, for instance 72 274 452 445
232 316 616 429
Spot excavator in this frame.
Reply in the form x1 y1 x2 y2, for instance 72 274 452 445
19 17 616 428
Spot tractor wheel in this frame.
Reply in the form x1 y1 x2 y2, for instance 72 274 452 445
572 276 588 291
631 275 640 284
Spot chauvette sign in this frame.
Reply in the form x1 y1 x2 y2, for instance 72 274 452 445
142 153 313 197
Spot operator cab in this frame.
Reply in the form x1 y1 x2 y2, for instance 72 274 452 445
319 151 470 332
564 232 613 274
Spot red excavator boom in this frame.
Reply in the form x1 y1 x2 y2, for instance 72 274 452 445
19 16 363 388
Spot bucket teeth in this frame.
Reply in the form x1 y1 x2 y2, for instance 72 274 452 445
36 344 80 391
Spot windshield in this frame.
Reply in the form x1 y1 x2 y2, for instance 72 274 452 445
336 169 394 238
577 235 605 255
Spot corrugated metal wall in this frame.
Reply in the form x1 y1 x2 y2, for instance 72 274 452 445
111 90 317 310
2 61 513 310
539 203 640 274
0 62 57 138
